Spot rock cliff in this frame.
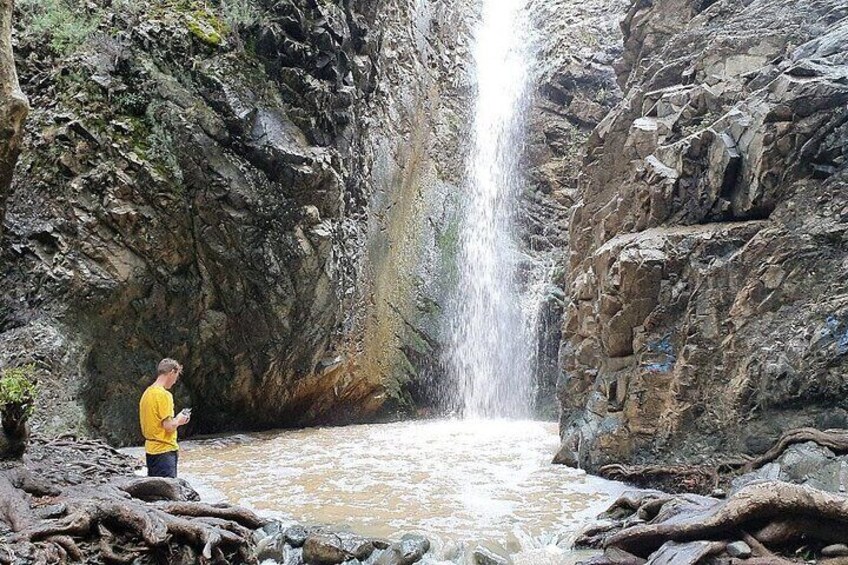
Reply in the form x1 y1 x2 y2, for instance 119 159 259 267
4 0 844 462
0 0 471 443
525 0 629 417
556 0 848 469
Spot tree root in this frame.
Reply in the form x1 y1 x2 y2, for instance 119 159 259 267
155 501 267 529
741 427 848 472
0 472 268 563
118 476 200 503
598 464 720 495
0 469 35 532
602 481 848 558
595 427 848 496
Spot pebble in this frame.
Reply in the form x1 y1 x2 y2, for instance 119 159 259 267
823 544 848 557
726 541 752 558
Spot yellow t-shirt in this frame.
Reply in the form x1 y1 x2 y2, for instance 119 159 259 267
139 385 178 454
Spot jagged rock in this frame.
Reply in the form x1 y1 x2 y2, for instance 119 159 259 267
257 533 288 562
286 547 306 565
525 0 629 416
285 524 311 548
556 0 848 470
2 0 472 441
730 441 848 494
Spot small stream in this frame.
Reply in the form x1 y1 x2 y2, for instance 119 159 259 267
169 419 627 564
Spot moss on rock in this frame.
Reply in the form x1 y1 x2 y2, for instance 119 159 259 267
184 10 228 47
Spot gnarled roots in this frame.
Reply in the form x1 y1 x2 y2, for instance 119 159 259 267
0 473 267 564
582 428 848 564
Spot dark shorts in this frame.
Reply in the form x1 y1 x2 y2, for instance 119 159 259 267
146 451 178 478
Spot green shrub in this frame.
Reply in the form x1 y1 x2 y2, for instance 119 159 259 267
220 0 261 29
0 365 38 418
17 0 100 55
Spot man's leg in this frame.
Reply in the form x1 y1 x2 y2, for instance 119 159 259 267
146 452 178 478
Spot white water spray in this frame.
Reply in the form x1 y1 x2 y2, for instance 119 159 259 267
447 0 537 418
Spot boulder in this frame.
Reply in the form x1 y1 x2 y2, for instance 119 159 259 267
303 532 375 565
285 524 310 548
257 533 288 562
373 534 430 565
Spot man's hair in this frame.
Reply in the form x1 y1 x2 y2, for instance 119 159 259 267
157 358 182 376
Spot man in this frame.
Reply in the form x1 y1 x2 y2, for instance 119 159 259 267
139 358 190 477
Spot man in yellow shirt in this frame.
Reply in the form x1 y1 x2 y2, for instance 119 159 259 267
139 358 190 477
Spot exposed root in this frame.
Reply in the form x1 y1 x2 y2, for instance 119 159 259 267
155 501 267 529
46 535 82 561
0 471 267 563
595 428 848 497
739 558 799 565
0 470 34 532
753 516 848 546
118 476 201 503
598 464 719 494
602 481 848 558
741 530 772 557
741 427 848 472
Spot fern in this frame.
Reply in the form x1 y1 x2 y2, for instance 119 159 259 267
0 365 38 418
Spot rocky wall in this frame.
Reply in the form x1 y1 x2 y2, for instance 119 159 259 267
0 0 472 443
525 0 629 417
556 0 848 468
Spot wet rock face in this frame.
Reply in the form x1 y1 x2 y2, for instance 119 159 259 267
557 0 848 468
0 0 469 442
525 0 629 418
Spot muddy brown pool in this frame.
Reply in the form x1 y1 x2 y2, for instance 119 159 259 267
129 420 629 563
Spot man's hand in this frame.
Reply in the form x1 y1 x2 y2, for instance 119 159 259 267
162 413 189 432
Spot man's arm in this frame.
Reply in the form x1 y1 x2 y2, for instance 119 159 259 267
161 412 189 432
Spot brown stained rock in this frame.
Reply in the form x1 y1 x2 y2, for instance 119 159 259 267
556 0 848 470
1 0 476 441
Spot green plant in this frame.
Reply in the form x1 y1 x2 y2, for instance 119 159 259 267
220 0 260 29
144 102 185 186
17 0 101 55
185 13 226 46
114 90 151 117
110 0 146 18
0 365 38 418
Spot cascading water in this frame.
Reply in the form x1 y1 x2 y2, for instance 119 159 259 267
447 0 537 418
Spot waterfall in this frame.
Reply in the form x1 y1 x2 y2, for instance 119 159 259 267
446 0 537 418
